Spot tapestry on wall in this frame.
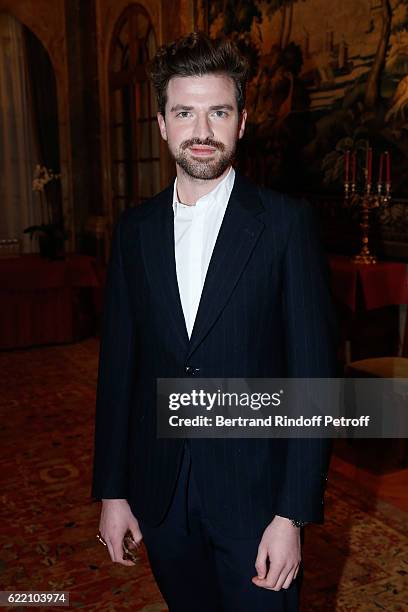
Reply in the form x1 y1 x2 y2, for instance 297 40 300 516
198 0 408 201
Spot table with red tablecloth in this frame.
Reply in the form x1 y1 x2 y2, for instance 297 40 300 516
0 255 104 349
329 255 408 312
328 255 408 360
2 253 407 352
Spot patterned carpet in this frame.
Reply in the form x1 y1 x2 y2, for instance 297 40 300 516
0 339 406 611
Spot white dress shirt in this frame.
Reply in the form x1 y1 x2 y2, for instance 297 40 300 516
173 167 235 338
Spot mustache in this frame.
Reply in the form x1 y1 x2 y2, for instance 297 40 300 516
181 138 226 152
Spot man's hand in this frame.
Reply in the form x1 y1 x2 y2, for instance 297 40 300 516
252 515 301 591
99 498 143 566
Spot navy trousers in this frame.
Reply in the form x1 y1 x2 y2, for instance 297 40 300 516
139 443 300 612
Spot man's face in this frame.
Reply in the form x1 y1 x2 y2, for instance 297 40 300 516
157 74 247 180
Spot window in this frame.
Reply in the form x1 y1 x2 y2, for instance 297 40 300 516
109 5 160 220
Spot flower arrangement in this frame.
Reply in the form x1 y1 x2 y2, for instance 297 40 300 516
31 164 61 223
24 165 67 259
32 164 60 191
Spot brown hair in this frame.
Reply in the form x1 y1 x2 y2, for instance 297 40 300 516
149 32 250 116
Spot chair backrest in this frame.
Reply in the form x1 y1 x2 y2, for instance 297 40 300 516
0 238 21 258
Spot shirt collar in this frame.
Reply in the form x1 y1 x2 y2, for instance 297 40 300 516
173 166 235 216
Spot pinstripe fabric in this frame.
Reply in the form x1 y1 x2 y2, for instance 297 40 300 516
92 173 338 539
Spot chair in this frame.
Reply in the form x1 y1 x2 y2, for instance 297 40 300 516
345 311 408 466
345 311 408 378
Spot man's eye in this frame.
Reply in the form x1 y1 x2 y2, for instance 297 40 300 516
177 111 192 118
212 110 228 118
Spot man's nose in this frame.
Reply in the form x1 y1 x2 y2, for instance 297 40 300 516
193 113 214 140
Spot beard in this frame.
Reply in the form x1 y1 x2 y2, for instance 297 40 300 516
170 137 236 180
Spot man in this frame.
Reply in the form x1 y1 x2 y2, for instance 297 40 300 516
93 32 337 612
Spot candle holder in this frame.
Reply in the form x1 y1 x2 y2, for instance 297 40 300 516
352 186 378 264
343 150 391 265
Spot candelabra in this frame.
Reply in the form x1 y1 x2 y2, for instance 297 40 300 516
343 149 391 264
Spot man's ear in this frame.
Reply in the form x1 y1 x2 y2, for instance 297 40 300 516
238 109 247 140
157 112 168 141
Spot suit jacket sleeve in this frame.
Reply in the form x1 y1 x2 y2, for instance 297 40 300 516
274 199 338 523
92 213 136 499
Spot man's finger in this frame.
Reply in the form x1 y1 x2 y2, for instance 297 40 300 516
111 538 134 566
271 567 293 591
252 565 282 589
254 547 268 579
281 568 297 590
129 525 143 547
110 538 122 561
262 561 284 589
105 539 115 563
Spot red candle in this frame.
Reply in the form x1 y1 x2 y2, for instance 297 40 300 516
378 152 384 184
351 151 357 184
366 147 372 184
385 151 391 183
344 150 350 182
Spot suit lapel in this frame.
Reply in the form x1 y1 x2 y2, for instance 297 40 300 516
186 174 265 360
140 186 189 352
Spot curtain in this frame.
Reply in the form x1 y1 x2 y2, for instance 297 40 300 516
24 26 62 228
0 12 40 253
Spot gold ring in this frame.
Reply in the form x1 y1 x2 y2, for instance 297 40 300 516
96 533 107 546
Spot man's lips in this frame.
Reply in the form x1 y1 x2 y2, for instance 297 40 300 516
189 146 217 156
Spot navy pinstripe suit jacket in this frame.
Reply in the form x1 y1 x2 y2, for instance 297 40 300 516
92 172 338 538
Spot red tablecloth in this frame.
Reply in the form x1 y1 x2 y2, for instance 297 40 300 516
0 254 101 290
329 255 408 312
0 255 103 349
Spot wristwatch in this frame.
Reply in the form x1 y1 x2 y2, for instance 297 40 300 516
290 519 308 528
